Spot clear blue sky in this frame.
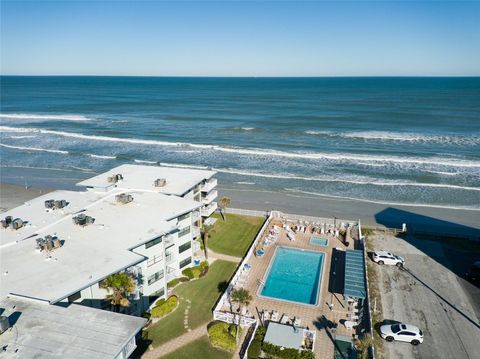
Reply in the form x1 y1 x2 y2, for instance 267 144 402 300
1 1 479 76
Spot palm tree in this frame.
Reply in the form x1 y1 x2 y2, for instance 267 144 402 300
100 272 136 312
354 333 373 359
230 288 252 339
201 224 214 260
218 196 231 221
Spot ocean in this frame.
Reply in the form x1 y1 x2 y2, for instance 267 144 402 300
1 76 479 210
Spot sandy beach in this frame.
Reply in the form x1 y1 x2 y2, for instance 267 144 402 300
2 181 479 239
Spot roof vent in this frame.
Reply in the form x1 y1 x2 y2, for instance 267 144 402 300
115 193 133 204
154 178 167 187
107 173 124 183
72 213 95 226
44 199 69 209
1 217 24 230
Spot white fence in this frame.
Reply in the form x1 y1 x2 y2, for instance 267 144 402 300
225 207 269 217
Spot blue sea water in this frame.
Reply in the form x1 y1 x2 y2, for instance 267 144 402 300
1 76 479 209
260 247 324 305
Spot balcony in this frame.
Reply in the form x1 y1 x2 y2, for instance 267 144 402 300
201 178 217 193
192 226 201 238
202 190 218 205
201 202 218 217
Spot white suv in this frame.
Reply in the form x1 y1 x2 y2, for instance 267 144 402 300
380 323 424 345
372 251 405 266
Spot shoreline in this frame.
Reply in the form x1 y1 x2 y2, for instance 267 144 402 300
2 181 479 239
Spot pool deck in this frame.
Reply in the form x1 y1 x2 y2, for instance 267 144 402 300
221 220 359 358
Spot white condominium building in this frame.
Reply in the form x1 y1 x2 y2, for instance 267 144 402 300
0 164 218 358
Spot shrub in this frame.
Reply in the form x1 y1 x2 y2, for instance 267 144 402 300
179 276 189 283
199 260 209 270
247 338 262 359
150 296 178 318
167 277 188 288
192 267 202 279
182 268 194 279
207 321 239 352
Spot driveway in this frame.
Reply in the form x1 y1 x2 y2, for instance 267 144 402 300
368 233 480 359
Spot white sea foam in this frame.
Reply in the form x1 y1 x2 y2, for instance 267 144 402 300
158 162 210 170
134 159 158 164
241 127 255 131
0 143 68 154
9 135 37 139
1 125 479 168
235 181 256 185
88 154 116 160
215 167 480 192
0 113 93 122
284 188 480 211
2 164 88 173
305 129 480 145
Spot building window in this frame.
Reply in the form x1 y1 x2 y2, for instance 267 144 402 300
179 241 191 254
178 226 190 238
145 236 162 249
179 257 192 269
147 270 164 285
178 213 190 222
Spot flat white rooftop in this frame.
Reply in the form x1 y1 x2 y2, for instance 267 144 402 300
0 296 146 358
77 164 216 196
0 190 105 246
0 189 201 303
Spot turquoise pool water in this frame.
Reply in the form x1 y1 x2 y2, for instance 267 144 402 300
310 237 329 246
260 247 324 305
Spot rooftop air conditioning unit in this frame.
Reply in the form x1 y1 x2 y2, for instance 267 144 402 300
54 200 68 209
11 218 24 230
72 214 94 226
115 193 133 204
107 173 124 183
154 178 167 187
44 199 55 209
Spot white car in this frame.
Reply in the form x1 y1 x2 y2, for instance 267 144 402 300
380 323 424 345
372 251 405 266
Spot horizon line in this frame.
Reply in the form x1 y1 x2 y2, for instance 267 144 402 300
1 74 480 78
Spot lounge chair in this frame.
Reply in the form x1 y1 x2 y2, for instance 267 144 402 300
256 249 265 257
281 314 289 324
293 317 301 327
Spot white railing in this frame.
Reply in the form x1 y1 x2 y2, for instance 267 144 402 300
201 178 218 193
192 226 201 238
202 190 218 204
213 310 257 326
201 202 218 216
192 210 201 222
225 207 269 217
213 212 273 314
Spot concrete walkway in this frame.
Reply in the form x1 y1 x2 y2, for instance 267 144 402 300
142 324 207 359
207 249 242 263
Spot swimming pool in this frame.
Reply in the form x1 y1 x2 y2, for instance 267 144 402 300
259 247 324 305
310 237 329 246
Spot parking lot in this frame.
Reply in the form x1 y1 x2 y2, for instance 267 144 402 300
367 232 480 359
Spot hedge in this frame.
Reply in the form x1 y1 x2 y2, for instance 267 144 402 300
182 261 209 280
167 277 189 288
151 296 178 318
262 342 315 359
207 321 239 352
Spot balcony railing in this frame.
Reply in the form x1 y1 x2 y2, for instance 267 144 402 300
192 211 201 222
201 202 218 217
201 178 217 193
202 190 218 205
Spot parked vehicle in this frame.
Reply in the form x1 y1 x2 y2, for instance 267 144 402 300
372 251 405 266
465 261 480 285
380 323 424 345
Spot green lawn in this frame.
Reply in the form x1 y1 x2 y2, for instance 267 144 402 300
207 213 265 257
161 336 231 359
145 260 238 346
